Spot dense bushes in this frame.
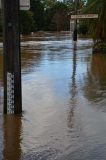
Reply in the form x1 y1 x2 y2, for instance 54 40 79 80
78 22 88 35
20 11 36 34
20 0 70 34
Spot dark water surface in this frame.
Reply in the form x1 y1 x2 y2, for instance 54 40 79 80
0 32 106 160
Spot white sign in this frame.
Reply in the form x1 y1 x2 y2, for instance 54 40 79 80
20 0 30 10
0 0 30 10
71 14 98 19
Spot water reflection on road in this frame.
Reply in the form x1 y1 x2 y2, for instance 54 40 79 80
0 32 106 160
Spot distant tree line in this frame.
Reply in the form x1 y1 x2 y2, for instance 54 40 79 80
0 0 87 35
20 0 70 34
0 1 70 35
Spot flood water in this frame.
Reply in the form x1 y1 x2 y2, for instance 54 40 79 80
0 32 106 160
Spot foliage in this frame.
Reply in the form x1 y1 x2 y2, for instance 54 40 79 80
84 0 106 43
67 0 86 13
0 0 71 34
41 0 56 8
0 10 2 35
20 11 36 34
30 0 45 30
78 22 88 35
45 2 69 31
1 0 90 34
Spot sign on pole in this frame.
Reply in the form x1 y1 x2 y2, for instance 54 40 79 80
71 14 98 19
0 0 30 10
20 0 30 10
2 0 22 114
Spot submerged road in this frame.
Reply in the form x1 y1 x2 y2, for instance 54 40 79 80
0 32 106 160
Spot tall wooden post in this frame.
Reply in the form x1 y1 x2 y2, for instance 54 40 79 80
72 0 78 49
1 0 22 114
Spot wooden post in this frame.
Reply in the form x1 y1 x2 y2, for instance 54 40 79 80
1 0 22 114
72 0 78 50
3 115 22 159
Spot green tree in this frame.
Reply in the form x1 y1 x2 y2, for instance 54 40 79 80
30 0 45 30
20 11 36 34
78 22 88 35
45 2 69 31
84 0 106 43
66 0 86 13
42 0 56 8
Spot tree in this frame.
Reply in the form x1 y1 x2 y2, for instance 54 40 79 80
45 2 69 31
20 11 36 34
30 0 45 30
78 22 88 35
66 0 86 13
84 0 106 43
42 0 56 8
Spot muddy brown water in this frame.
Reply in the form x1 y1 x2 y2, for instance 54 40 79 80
0 32 106 160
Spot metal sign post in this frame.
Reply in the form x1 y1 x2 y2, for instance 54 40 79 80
71 13 98 50
1 0 22 114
